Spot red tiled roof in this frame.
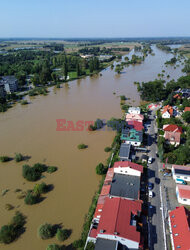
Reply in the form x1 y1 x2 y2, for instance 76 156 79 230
97 197 142 242
104 168 114 184
184 107 190 112
169 206 190 250
173 94 181 99
163 124 183 133
162 105 173 115
113 161 144 173
100 185 111 196
178 185 190 199
94 204 104 220
128 120 144 131
164 131 181 144
126 113 144 121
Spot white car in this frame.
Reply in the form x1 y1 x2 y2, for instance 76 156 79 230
148 157 153 164
149 190 154 198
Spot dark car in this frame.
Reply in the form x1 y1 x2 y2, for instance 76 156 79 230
148 182 153 190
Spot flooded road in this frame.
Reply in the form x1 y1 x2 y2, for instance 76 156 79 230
0 45 185 250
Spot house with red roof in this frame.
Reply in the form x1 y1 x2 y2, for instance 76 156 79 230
176 185 190 205
162 105 174 118
126 113 144 123
88 197 143 250
127 120 144 131
184 107 190 112
163 124 183 146
168 206 190 250
113 161 144 174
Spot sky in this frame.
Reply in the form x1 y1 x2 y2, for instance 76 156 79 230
0 0 190 38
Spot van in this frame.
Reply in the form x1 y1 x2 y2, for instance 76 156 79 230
149 190 154 198
176 178 187 185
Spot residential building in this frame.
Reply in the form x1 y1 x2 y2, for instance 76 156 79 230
127 120 144 131
109 173 140 200
176 184 190 205
168 206 190 250
120 128 143 147
113 161 144 174
89 197 143 250
0 76 18 93
128 107 141 115
161 105 173 118
172 165 190 182
181 88 190 98
184 107 190 112
126 113 144 123
163 124 182 146
0 84 6 98
119 143 131 161
95 238 118 250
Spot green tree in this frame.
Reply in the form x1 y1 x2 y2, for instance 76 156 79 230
38 223 54 240
182 111 190 123
63 62 68 81
46 244 60 250
56 228 70 241
96 163 107 175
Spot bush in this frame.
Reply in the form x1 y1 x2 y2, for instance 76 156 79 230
11 211 26 229
104 147 112 152
0 225 16 244
15 153 24 162
38 223 54 240
120 95 126 101
33 182 48 195
0 156 10 162
46 244 61 250
182 111 190 123
86 242 95 250
47 166 57 173
0 212 26 244
21 100 28 105
96 163 107 175
33 163 47 173
24 191 39 205
77 144 88 149
22 165 41 181
56 228 69 241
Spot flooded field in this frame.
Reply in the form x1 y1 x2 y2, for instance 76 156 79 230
0 45 185 250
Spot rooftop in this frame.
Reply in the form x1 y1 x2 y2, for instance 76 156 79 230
119 143 131 160
127 120 144 131
177 184 190 199
110 173 140 200
169 206 190 250
162 105 173 116
163 124 183 133
97 197 141 243
113 161 143 174
121 128 143 143
95 238 118 250
184 107 190 112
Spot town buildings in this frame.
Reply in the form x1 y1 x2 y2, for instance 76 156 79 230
172 165 190 182
163 124 182 146
0 76 18 93
176 184 190 205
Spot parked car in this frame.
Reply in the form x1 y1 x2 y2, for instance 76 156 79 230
176 178 187 185
148 182 153 190
164 172 172 177
148 157 153 164
149 190 154 198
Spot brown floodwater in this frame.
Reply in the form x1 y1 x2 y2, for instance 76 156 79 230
0 45 185 250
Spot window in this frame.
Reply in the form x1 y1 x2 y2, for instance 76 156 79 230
174 233 179 236
172 215 175 218
183 199 187 201
173 225 177 228
176 246 181 248
184 177 187 179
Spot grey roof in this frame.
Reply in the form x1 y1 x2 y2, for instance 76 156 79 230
174 169 190 176
119 143 131 160
110 173 140 200
95 238 117 250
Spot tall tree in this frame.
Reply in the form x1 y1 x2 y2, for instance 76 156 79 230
63 62 68 81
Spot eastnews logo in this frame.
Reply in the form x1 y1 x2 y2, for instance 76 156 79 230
56 119 127 131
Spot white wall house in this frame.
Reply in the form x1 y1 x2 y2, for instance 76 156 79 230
128 107 141 115
114 167 141 177
172 165 190 182
176 185 190 205
162 111 171 118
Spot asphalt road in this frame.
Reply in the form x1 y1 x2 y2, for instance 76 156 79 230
147 111 165 250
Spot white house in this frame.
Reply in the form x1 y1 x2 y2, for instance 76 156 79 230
176 184 190 205
114 166 141 177
128 107 141 115
172 165 190 182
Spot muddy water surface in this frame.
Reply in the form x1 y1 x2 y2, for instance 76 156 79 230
0 45 185 250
